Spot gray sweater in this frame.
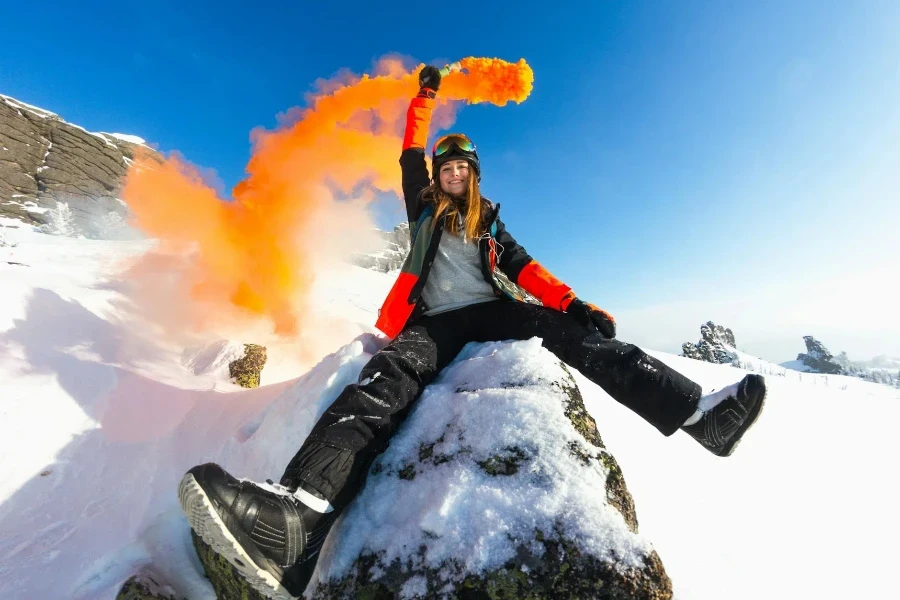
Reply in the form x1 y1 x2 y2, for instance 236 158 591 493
420 228 499 316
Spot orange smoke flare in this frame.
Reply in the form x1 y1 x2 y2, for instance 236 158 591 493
121 56 534 337
442 58 534 105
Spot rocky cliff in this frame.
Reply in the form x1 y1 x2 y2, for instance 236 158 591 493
0 93 161 239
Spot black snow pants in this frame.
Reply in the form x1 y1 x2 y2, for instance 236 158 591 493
279 300 701 508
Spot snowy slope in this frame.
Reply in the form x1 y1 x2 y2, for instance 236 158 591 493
1 223 898 600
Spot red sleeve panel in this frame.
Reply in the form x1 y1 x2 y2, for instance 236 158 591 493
402 93 435 151
516 260 577 311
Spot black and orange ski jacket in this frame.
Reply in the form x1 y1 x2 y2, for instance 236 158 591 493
374 92 577 339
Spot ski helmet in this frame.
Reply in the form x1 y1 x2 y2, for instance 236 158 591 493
431 134 481 182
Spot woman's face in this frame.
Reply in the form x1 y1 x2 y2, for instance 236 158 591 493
439 159 469 197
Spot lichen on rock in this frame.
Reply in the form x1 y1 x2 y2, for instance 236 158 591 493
115 572 184 600
191 531 269 600
229 343 267 388
311 523 670 600
556 363 638 532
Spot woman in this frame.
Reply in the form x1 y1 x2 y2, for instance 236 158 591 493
178 66 767 599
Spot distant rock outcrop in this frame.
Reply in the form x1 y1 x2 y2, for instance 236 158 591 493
0 93 161 238
835 351 900 388
681 321 738 365
796 336 844 375
352 222 411 273
351 221 542 307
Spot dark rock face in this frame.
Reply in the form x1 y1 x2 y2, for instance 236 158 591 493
682 321 738 365
0 94 161 238
797 336 844 375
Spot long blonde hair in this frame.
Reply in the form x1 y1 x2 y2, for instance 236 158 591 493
424 171 486 240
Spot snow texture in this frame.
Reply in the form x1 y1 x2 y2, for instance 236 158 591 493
105 132 147 145
0 225 898 600
312 337 652 591
180 340 249 379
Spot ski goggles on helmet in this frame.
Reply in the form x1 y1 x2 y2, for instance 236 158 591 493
432 134 477 160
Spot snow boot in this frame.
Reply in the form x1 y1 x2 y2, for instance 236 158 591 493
681 374 767 457
178 463 337 599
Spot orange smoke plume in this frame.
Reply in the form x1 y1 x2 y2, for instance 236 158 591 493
121 56 534 337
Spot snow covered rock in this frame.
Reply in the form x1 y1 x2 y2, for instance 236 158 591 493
681 321 738 365
352 222 411 273
0 93 161 239
796 336 844 375
190 339 671 599
306 340 669 599
180 340 268 388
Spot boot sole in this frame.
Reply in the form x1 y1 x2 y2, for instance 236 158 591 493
178 473 300 600
719 374 767 457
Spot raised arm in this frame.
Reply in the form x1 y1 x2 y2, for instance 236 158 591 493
399 66 442 223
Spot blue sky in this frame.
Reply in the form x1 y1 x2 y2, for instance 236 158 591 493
2 1 898 362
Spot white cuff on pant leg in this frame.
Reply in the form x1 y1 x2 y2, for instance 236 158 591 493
683 408 703 426
684 381 741 426
293 487 334 513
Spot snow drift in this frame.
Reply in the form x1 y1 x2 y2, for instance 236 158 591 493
1 222 899 600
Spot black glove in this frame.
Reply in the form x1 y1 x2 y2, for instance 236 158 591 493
567 298 616 339
418 65 442 92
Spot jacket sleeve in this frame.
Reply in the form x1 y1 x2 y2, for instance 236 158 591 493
495 218 577 311
399 91 435 224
